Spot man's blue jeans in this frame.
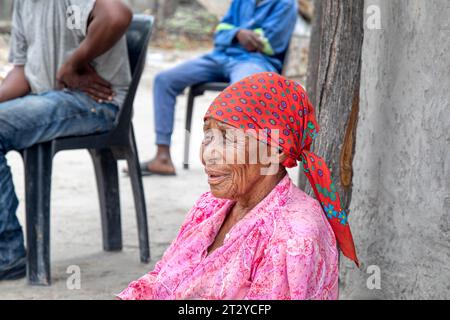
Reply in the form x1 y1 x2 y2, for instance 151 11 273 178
153 56 275 146
0 90 118 272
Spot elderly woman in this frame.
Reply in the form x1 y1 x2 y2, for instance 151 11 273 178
117 72 358 300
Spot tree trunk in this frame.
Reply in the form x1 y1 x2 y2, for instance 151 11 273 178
298 0 364 212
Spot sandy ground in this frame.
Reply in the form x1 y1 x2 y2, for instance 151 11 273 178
0 47 299 299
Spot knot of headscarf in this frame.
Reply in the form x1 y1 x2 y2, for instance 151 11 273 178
204 72 359 267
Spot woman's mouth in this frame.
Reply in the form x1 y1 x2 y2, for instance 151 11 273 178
206 170 229 185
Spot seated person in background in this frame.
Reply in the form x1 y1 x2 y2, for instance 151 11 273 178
0 0 132 281
138 0 298 176
117 73 359 300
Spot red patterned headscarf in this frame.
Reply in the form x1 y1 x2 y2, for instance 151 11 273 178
204 72 359 267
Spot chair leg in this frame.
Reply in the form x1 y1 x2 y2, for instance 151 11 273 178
125 127 150 263
183 88 196 170
23 142 53 286
89 149 122 252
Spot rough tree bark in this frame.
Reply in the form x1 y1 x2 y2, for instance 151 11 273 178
298 0 364 212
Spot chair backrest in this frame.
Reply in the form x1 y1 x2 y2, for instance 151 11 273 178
114 15 154 131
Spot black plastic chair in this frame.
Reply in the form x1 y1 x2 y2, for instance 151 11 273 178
182 49 291 169
183 82 228 169
21 15 154 286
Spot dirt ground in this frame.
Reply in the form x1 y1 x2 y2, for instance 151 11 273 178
0 42 301 299
0 47 210 299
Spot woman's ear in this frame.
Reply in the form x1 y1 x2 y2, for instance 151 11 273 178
277 151 288 166
259 148 287 176
262 145 287 166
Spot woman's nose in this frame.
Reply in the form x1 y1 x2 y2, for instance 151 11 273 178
201 143 220 165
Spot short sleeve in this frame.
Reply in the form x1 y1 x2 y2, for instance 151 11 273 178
8 1 27 65
245 236 338 300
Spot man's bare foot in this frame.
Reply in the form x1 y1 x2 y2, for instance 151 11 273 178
123 145 176 176
144 156 176 175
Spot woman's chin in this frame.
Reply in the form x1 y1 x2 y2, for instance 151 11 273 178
206 175 232 199
209 185 233 199
209 187 225 199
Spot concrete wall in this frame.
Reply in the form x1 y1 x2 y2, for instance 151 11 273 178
340 0 450 299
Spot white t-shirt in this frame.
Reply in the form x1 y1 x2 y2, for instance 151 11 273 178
8 0 132 107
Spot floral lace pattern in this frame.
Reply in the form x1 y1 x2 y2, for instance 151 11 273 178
117 175 339 300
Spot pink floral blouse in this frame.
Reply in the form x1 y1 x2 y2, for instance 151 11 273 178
117 175 339 300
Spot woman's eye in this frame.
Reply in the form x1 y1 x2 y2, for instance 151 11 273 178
203 134 213 144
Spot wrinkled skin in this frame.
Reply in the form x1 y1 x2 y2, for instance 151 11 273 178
201 118 288 254
201 118 287 201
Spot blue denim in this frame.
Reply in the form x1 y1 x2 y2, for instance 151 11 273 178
153 56 275 146
0 90 118 271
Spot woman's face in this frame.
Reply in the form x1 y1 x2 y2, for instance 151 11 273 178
200 118 281 200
